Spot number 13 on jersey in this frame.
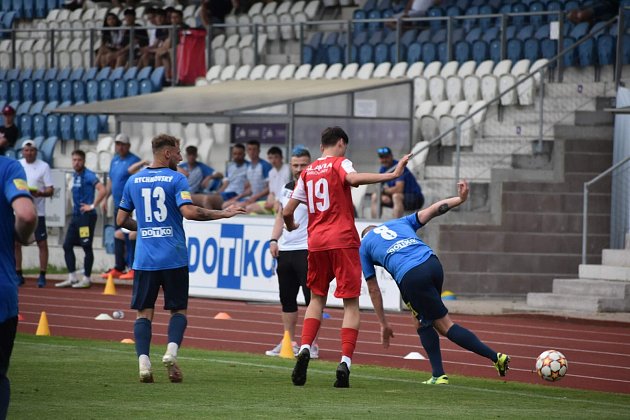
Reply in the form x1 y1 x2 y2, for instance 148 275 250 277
141 186 168 222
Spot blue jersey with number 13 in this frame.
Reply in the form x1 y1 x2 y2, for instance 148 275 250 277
119 167 193 271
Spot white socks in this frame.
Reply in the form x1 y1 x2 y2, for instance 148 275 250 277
299 344 311 353
341 355 352 370
166 342 179 358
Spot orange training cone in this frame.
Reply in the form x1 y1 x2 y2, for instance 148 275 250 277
214 312 232 320
36 311 51 336
103 273 116 295
279 331 295 359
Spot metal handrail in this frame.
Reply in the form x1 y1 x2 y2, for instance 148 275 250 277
582 156 630 264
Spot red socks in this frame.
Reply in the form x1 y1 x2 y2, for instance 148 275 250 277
341 328 359 358
300 318 321 346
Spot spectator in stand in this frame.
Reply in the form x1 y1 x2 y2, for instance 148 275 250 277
110 8 149 68
138 8 169 70
204 143 249 210
178 145 223 207
370 147 424 219
246 146 290 215
567 0 620 23
155 9 190 83
198 0 234 32
0 106 18 156
95 13 123 69
14 140 54 288
225 140 271 210
143 7 158 48
388 0 440 28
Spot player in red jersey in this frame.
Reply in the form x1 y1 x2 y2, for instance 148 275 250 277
283 126 409 388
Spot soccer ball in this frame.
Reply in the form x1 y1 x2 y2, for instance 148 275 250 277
536 350 568 382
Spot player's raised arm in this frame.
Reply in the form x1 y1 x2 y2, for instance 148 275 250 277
345 154 410 187
417 180 469 225
180 203 246 221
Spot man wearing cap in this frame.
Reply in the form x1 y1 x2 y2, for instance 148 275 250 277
371 147 424 219
101 134 141 281
14 140 54 288
0 106 19 156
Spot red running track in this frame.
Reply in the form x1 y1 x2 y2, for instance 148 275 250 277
16 282 630 394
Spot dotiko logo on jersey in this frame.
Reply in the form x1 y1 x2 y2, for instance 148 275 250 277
187 223 274 290
141 226 174 238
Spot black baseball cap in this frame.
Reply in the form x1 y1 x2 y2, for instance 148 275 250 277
377 147 392 157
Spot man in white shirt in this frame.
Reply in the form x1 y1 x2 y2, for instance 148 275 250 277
15 140 54 288
246 146 291 214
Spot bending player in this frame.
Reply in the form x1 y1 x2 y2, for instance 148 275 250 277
360 180 510 384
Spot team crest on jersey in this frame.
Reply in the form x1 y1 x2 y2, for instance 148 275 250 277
181 191 191 200
13 178 29 191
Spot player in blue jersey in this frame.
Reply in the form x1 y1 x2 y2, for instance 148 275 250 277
0 156 37 419
360 180 510 384
116 134 246 383
56 150 106 289
100 134 142 281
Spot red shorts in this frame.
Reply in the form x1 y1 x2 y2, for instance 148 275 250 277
307 248 361 299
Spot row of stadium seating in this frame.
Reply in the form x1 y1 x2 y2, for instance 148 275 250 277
0 0 63 20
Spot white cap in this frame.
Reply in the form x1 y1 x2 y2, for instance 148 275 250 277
115 133 130 144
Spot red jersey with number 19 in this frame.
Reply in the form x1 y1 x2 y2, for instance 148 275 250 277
291 156 360 251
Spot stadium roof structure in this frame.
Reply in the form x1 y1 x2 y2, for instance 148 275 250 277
55 78 414 124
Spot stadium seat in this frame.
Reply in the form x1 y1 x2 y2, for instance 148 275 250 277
489 40 501 62
437 42 448 63
463 74 481 104
19 114 32 139
39 135 58 165
32 68 46 81
69 68 84 81
21 79 34 102
95 67 111 81
16 100 31 116
622 34 630 64
45 80 59 102
86 80 99 102
109 66 124 81
72 80 85 103
9 80 20 102
428 76 446 104
406 42 422 64
82 67 97 82
326 44 344 65
73 114 86 140
45 114 59 138
507 39 523 62
86 114 99 141
149 67 165 91
440 100 469 146
139 80 152 94
56 67 71 81
59 114 73 141
516 25 534 41
122 66 138 81
0 81 7 102
597 35 615 66
562 37 576 67
523 38 540 63
340 63 359 79
324 63 343 79
457 60 476 78
30 100 45 114
421 43 437 63
43 100 58 114
413 77 428 106
113 80 126 99
33 113 46 138
43 68 57 81
249 64 267 80
423 61 442 79
99 80 113 100
446 76 463 105
59 80 73 103
578 38 595 67
455 41 470 64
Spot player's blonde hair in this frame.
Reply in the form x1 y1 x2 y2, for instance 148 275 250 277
152 134 180 153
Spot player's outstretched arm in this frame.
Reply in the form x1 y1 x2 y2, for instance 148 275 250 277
345 154 411 187
180 203 247 221
366 277 394 348
282 198 300 231
13 196 37 245
417 180 469 225
116 208 137 231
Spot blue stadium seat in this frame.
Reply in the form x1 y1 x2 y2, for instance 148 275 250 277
416 29 431 44
547 1 561 22
454 41 470 63
1 0 11 13
34 0 45 18
43 100 58 114
541 38 557 61
431 28 446 43
427 7 443 32
529 1 544 27
352 9 366 33
126 80 139 96
456 0 470 9
21 79 34 102
122 66 138 81
437 42 448 63
0 69 6 80
82 67 97 81
44 68 57 81
562 37 576 67
366 9 382 33
478 5 494 29
136 66 153 81
45 114 59 137
505 25 517 40
322 32 339 47
139 80 152 95
465 27 482 43
69 68 84 81
33 80 47 102
597 35 615 65
150 67 165 92
109 66 124 81
9 80 21 101
421 42 436 63
12 0 23 18
86 115 99 141
523 38 540 62
32 68 45 81
30 100 44 114
19 114 32 138
368 30 384 46
534 24 550 40
446 5 461 17
0 81 8 102
406 42 421 63
86 80 99 102
73 115 85 140
59 80 72 103
18 68 32 81
517 25 534 41
72 80 85 103
39 136 58 166
59 114 73 141
98 114 108 133
358 43 373 65
590 21 609 39
302 45 315 64
570 22 590 40
95 67 111 81
452 27 464 43
7 100 19 112
352 31 368 47
400 29 418 47
16 100 31 115
326 44 343 65
507 39 523 62
99 80 113 100
463 6 479 31
511 3 528 27
390 43 405 62
6 68 19 80
578 38 595 66
113 80 126 99
374 43 389 64
32 113 45 138
472 40 489 64
565 0 580 12
2 11 16 37
56 67 71 81
622 34 630 64
489 39 501 62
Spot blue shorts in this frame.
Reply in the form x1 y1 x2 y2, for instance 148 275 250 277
399 255 448 327
34 216 47 242
220 191 237 201
131 266 189 311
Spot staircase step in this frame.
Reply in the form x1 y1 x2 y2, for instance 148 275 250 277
554 125 614 141
579 264 630 281
574 110 614 126
602 249 630 267
552 278 630 298
526 293 630 312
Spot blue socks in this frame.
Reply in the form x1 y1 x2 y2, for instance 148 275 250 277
446 323 497 362
167 313 187 346
418 326 445 377
114 238 126 271
134 318 152 357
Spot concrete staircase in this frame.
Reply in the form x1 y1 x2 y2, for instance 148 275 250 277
526 243 630 312
434 97 615 297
